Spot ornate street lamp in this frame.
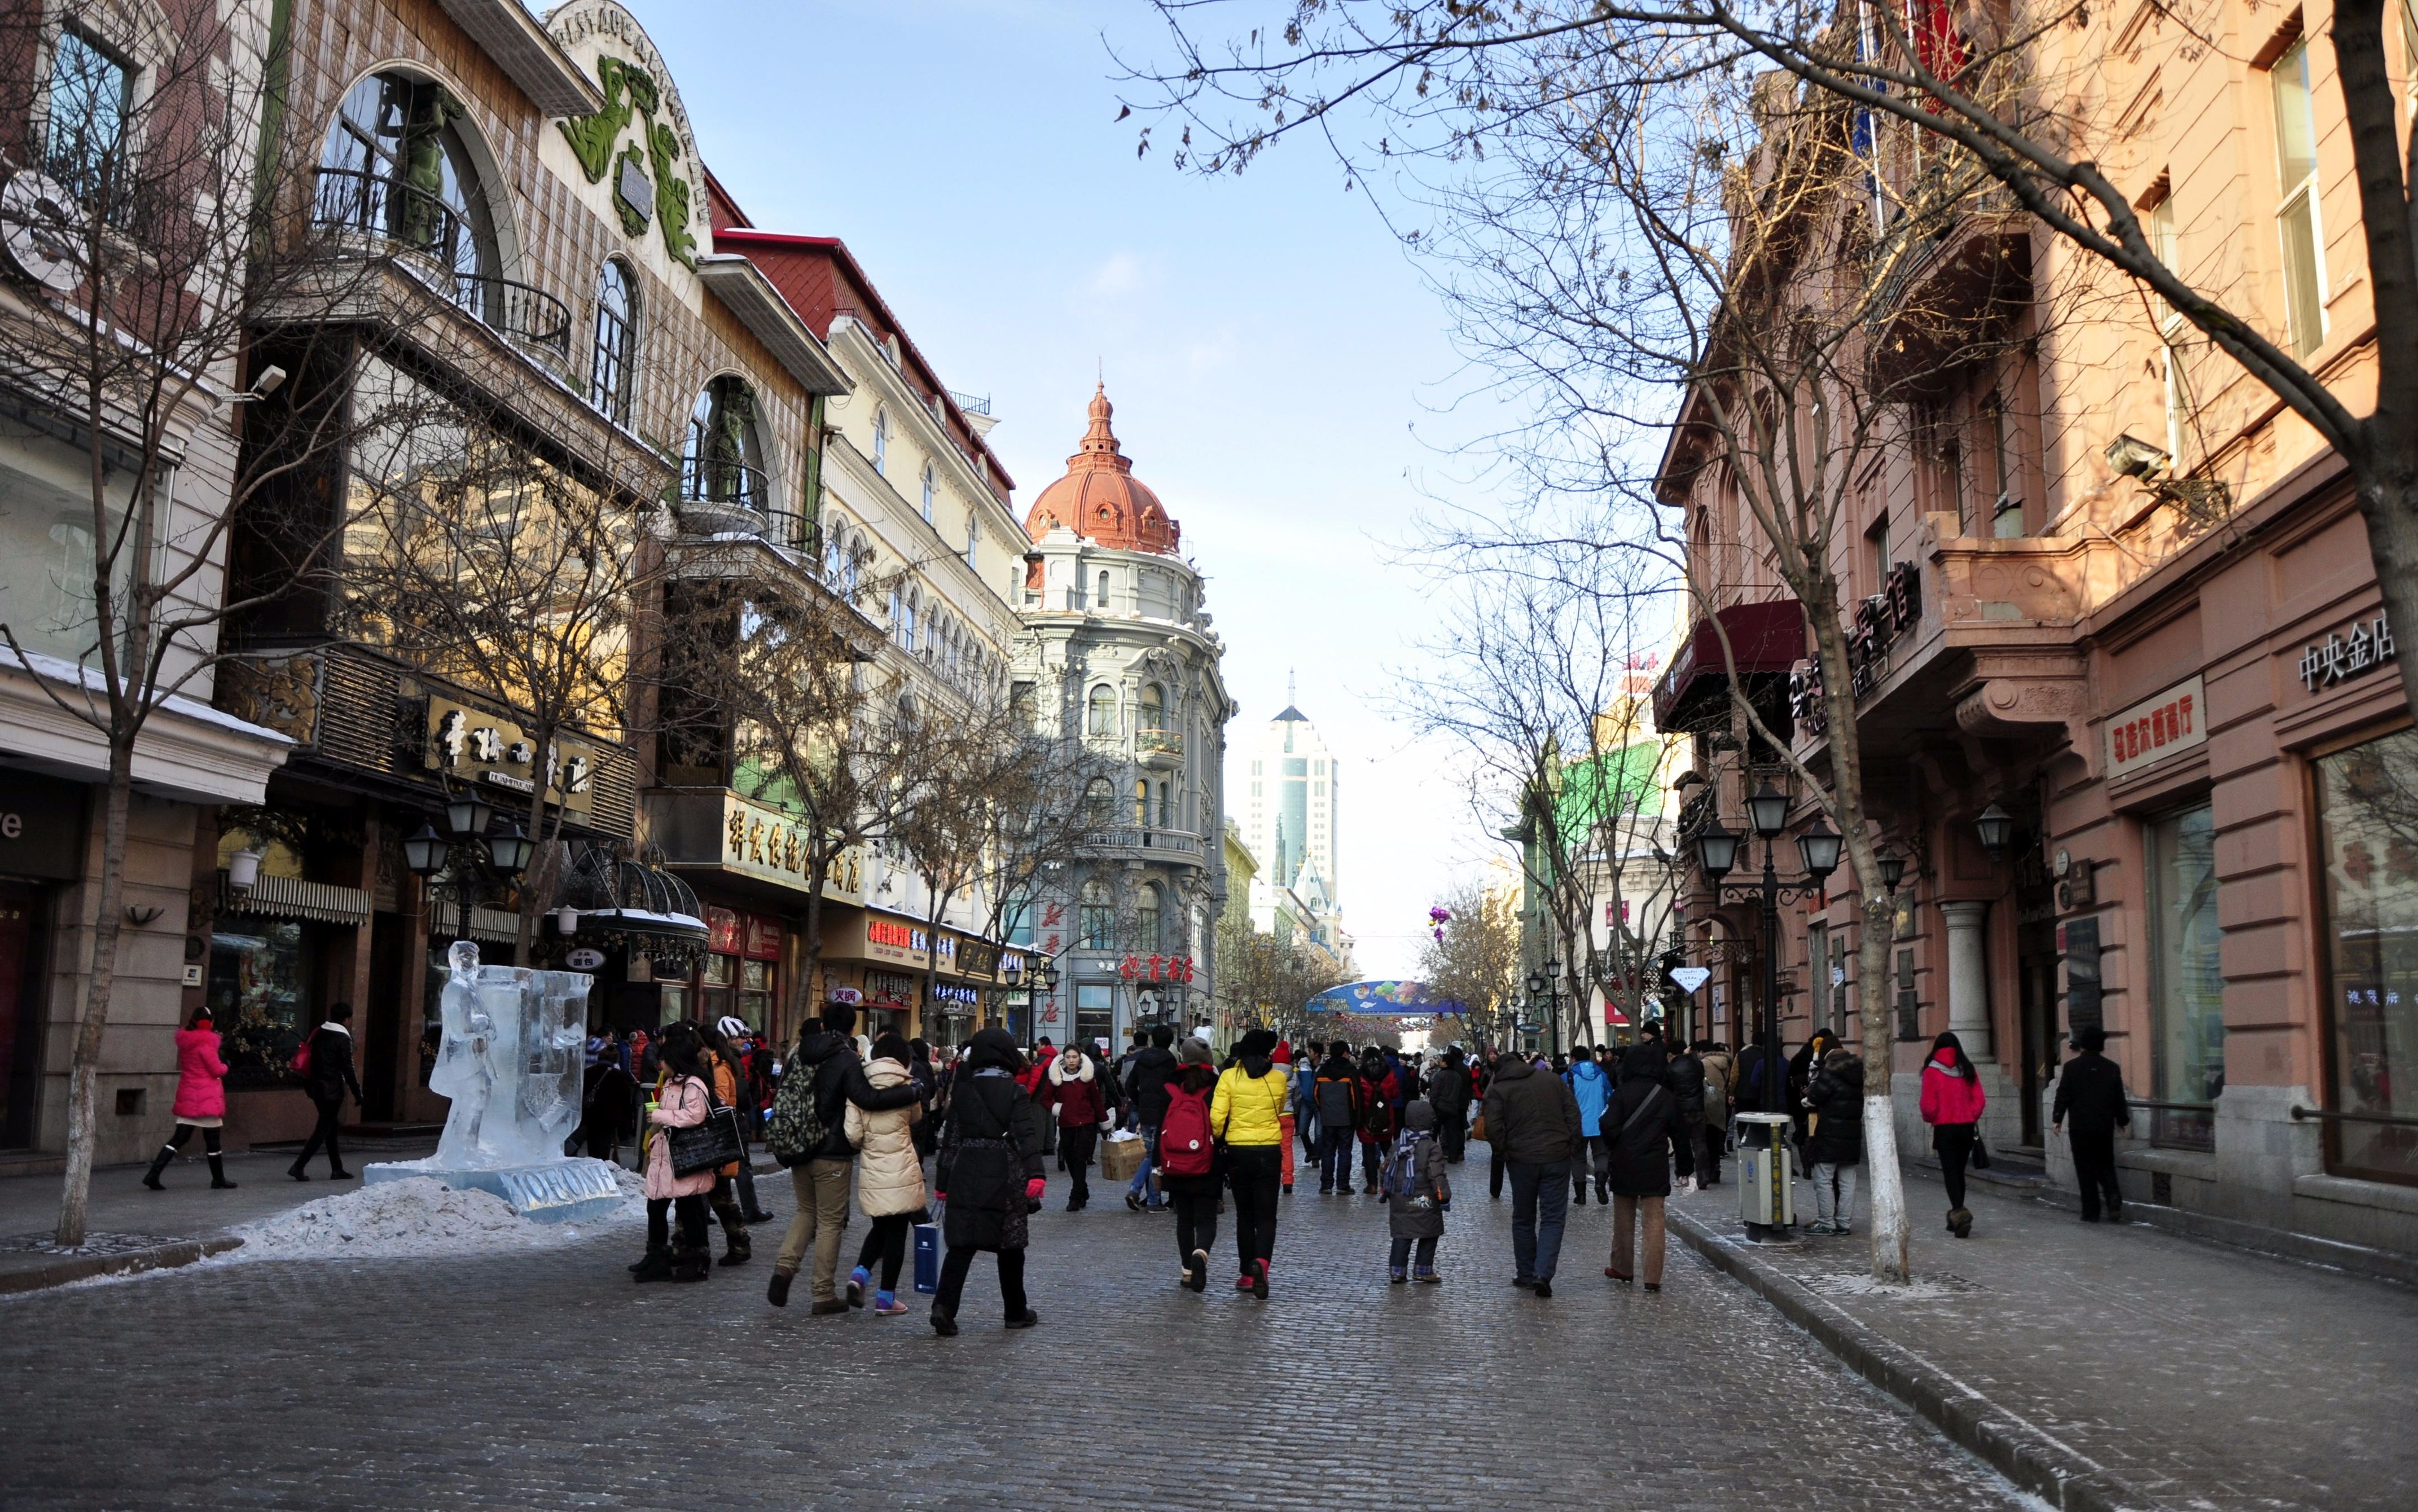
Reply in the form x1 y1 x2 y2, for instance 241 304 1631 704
401 823 449 879
1695 816 1740 881
1796 815 1843 880
444 792 496 843
1877 849 1907 893
1974 802 2015 856
1748 781 1789 838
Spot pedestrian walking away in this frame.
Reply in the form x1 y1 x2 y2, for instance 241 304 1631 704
577 1039 638 1165
288 1002 363 1181
697 1023 753 1266
1601 1044 1697 1291
1312 1044 1360 1194
1565 1046 1612 1205
1920 1030 1987 1237
1157 1038 1224 1291
1694 1040 1733 1186
1044 1044 1108 1210
929 1027 1047 1335
633 1022 717 1284
144 1006 236 1191
843 1031 928 1317
1480 1045 1583 1298
1271 1039 1297 1194
1383 1098 1451 1282
1429 1045 1472 1163
1355 1047 1399 1195
2053 1026 2132 1223
767 1005 923 1313
1802 1045 1866 1235
1212 1027 1289 1298
1125 1024 1179 1211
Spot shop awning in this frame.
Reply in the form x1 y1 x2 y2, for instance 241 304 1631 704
427 900 522 944
1653 600 1807 735
220 872 370 926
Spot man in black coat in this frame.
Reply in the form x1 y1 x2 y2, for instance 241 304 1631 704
768 1006 925 1312
1428 1047 1473 1164
1124 1024 1180 1211
1480 1053 1584 1297
2052 1025 2132 1223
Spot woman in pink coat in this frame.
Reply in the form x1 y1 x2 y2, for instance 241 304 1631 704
143 1007 235 1190
1919 1030 1988 1238
635 1021 717 1283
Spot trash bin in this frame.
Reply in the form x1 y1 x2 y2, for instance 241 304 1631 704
1734 1113 1796 1238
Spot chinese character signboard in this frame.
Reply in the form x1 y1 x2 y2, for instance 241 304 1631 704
423 698 595 813
2106 674 2207 781
2298 612 2397 695
716 792 864 904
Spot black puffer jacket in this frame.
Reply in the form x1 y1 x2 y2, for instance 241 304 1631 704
938 1046 1047 1254
2052 1049 2132 1136
1480 1056 1583 1166
1601 1045 1697 1198
1127 1044 1180 1124
794 1030 921 1162
1803 1049 1867 1166
1427 1060 1472 1116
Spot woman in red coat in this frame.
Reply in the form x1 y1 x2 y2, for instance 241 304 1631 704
1045 1044 1109 1211
143 1007 236 1190
1920 1030 1988 1237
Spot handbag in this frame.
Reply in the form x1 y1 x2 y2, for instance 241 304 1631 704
665 1080 745 1178
1971 1132 1992 1170
1469 1108 1488 1144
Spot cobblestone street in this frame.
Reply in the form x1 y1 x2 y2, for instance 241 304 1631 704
1 1151 2029 1511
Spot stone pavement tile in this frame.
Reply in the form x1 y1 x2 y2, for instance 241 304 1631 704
1670 1164 2418 1511
0 1144 2031 1511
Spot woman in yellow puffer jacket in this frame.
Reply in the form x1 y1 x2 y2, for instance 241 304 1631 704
1212 1028 1290 1299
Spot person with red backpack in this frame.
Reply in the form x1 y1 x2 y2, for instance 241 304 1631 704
1158 1036 1223 1291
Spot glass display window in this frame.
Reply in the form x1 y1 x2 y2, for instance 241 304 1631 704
2315 728 2418 1184
213 919 310 1086
2147 803 2223 1150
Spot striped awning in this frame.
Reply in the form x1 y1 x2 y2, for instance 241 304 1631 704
428 900 523 944
220 872 371 926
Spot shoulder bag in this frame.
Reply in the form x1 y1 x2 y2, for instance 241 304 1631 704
666 1080 745 1179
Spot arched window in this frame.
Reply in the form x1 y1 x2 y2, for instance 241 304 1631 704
898 590 918 652
1096 569 1111 609
1133 779 1149 825
1137 884 1163 951
872 407 889 475
1157 780 1173 828
1139 683 1165 733
1083 776 1114 817
1086 684 1117 737
842 529 863 601
317 72 495 293
683 376 768 513
1079 880 1115 950
823 516 849 586
589 259 637 424
920 462 936 523
963 514 978 570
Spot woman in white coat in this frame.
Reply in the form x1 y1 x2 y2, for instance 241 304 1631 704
844 1030 929 1315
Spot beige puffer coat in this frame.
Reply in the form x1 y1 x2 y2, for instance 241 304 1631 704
845 1055 928 1218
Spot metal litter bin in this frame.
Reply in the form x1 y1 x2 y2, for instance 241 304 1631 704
1734 1112 1796 1239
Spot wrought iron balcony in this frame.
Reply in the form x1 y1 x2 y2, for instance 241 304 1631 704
1137 727 1184 762
310 167 570 364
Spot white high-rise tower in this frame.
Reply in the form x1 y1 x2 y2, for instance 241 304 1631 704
1243 678 1340 907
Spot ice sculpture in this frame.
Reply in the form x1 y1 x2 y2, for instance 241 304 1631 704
363 942 623 1223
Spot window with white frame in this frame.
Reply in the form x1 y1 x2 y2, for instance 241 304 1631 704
45 27 131 218
590 259 638 425
872 407 889 474
2270 39 2327 358
963 514 978 570
920 462 936 524
2150 194 2196 462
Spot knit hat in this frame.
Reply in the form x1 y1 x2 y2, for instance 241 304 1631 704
1178 1037 1213 1067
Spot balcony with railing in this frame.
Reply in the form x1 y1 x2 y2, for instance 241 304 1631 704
1136 727 1184 766
310 167 571 367
1080 828 1205 862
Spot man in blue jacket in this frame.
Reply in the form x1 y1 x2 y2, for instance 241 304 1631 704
1565 1046 1613 1205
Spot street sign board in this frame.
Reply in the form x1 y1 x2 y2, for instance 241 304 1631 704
1515 1022 1542 1034
1668 966 1713 995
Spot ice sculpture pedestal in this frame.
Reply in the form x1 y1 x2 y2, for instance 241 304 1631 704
362 942 622 1224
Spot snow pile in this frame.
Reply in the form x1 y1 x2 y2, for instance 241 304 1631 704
229 1175 637 1262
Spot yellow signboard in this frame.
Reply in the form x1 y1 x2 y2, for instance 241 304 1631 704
719 790 863 905
422 698 596 814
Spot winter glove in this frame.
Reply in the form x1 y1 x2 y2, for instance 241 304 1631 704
1025 1177 1046 1200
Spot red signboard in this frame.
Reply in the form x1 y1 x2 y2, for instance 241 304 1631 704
705 906 741 956
743 914 782 962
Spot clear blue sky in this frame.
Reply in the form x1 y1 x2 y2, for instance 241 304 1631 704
633 0 1511 977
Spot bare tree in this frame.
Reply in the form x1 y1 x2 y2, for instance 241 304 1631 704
0 3 458 1246
1134 0 2418 730
1419 878 1523 1047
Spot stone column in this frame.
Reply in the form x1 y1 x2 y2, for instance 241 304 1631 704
1940 900 1994 1062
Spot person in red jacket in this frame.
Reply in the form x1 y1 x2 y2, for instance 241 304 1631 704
1043 1044 1110 1210
143 1006 236 1190
1920 1030 1988 1237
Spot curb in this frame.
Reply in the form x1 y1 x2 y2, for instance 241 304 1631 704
0 1235 244 1297
1667 1208 2151 1512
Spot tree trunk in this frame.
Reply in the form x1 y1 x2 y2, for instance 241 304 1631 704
56 742 136 1249
2358 471 2418 724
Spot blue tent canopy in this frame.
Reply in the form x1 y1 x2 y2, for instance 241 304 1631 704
1306 980 1470 1017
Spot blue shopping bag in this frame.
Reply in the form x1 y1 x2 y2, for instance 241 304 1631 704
913 1202 942 1294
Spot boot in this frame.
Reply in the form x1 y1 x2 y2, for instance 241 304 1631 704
208 1154 236 1189
287 1162 310 1181
668 1245 711 1282
767 1269 793 1307
718 1230 751 1267
1573 1186 1587 1206
142 1145 175 1191
631 1245 674 1284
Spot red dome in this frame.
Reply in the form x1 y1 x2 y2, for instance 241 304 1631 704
1023 384 1181 555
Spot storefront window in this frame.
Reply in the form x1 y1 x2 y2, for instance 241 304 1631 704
2315 728 2418 1183
212 919 309 1086
0 423 135 665
2146 803 2223 1150
1075 983 1113 1052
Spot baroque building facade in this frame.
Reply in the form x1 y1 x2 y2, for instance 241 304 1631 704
1012 387 1234 1049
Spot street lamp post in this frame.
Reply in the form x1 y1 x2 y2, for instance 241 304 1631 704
403 790 533 957
1694 784 1842 1141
